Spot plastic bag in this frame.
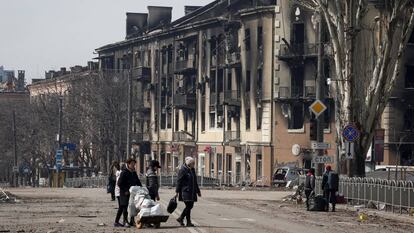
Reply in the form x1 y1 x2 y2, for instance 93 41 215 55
150 204 163 216
138 207 151 218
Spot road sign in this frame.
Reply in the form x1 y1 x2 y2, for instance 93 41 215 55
313 156 334 164
62 143 76 151
342 124 360 142
344 141 354 159
311 141 331 150
12 166 18 172
56 149 63 167
309 100 327 117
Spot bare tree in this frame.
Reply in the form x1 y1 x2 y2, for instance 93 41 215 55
295 0 414 176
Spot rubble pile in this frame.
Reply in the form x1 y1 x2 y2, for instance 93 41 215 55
282 184 304 204
0 188 18 203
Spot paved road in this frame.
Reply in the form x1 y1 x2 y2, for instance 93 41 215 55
0 188 413 233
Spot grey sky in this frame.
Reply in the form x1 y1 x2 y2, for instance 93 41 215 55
0 0 212 83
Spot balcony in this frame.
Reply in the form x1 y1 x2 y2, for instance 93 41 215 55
131 132 151 142
275 86 314 102
210 93 218 106
224 131 240 142
175 58 197 75
173 131 194 142
278 44 321 61
132 66 151 82
305 86 316 98
173 93 196 110
227 52 241 68
222 90 241 106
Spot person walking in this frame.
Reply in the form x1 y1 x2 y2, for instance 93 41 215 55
175 157 201 227
108 161 118 201
146 160 161 201
321 165 339 212
304 168 315 211
113 163 125 227
117 158 142 227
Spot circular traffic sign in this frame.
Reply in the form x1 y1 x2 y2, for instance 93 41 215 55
342 124 360 142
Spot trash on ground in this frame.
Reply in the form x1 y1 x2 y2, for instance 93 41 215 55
57 219 65 223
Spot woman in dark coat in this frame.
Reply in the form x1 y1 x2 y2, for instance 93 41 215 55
116 158 142 227
175 157 201 227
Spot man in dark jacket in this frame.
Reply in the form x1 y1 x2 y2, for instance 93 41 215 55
321 165 338 212
146 160 161 201
117 158 142 227
175 157 201 227
304 168 315 210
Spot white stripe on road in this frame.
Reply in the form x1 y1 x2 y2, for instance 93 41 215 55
159 200 207 233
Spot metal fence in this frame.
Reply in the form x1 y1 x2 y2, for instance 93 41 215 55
300 176 414 212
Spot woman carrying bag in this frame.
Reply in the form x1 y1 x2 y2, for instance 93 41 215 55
175 157 201 227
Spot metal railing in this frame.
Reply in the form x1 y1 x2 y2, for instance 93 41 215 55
173 93 196 109
299 176 414 212
223 90 241 106
64 176 108 188
132 66 151 82
175 58 196 73
224 131 240 142
173 131 194 142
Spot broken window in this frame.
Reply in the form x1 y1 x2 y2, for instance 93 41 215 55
217 110 223 128
175 111 179 131
227 114 232 131
161 113 166 130
256 154 263 179
409 31 414 44
257 26 263 49
201 111 206 132
246 70 251 92
210 112 215 128
405 65 414 88
245 29 251 51
256 107 262 130
404 107 414 130
246 109 251 130
288 103 304 130
227 71 232 91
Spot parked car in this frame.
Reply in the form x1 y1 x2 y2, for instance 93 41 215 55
272 167 303 187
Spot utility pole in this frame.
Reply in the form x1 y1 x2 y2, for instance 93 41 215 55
126 69 132 161
57 96 63 187
315 11 325 176
12 110 17 187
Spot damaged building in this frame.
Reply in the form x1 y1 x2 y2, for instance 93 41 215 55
95 0 414 185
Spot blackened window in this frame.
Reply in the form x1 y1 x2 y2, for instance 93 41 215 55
257 69 262 93
175 111 179 131
404 107 414 130
288 103 304 130
217 110 223 128
161 113 166 129
246 109 251 130
210 113 215 128
256 107 262 130
210 70 216 93
218 69 224 93
227 114 232 131
258 26 263 48
201 112 206 132
405 66 414 88
227 71 232 90
246 70 251 92
323 101 331 130
168 46 173 64
245 29 251 51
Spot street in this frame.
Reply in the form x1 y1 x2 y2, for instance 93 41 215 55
0 188 413 233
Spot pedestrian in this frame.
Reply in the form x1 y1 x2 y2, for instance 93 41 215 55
304 168 315 211
116 158 142 227
321 165 339 212
108 161 118 201
113 163 125 227
175 157 201 227
146 160 161 201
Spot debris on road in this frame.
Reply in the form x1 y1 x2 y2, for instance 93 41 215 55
97 223 106 227
0 188 18 203
57 219 65 223
78 215 97 218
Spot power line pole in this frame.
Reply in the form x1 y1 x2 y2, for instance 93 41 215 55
316 11 325 176
126 69 132 161
12 110 17 187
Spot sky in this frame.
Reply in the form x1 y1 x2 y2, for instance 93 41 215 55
0 0 212 83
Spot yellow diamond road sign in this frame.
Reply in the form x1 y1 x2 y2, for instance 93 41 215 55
310 100 327 117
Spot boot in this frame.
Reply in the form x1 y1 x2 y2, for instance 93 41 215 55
176 218 184 226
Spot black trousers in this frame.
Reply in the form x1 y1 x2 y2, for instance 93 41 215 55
179 201 194 224
305 190 313 210
110 191 115 200
115 197 128 224
323 189 336 210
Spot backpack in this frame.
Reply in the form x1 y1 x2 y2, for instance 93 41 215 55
308 195 327 211
328 172 339 190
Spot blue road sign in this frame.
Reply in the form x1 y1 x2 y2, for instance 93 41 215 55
56 149 63 165
62 143 76 151
342 124 360 142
